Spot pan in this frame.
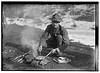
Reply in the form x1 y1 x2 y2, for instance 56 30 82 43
35 50 52 61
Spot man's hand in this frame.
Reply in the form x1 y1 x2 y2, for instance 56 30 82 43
37 45 42 55
51 48 57 54
51 48 62 55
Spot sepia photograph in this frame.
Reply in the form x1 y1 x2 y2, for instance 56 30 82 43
1 1 98 71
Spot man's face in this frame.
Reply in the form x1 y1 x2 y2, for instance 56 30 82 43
52 22 59 28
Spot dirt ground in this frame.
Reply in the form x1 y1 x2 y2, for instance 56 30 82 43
2 42 95 71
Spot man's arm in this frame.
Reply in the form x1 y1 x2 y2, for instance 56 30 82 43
37 25 50 54
39 25 50 47
62 27 69 46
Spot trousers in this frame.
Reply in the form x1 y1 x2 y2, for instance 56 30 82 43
46 35 68 52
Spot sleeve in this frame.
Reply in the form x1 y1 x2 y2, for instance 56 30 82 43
39 25 50 46
62 27 69 46
41 25 50 39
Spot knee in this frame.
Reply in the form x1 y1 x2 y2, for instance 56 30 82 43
57 35 63 46
59 44 68 53
57 35 62 40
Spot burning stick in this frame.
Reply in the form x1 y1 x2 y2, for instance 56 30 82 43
12 53 28 63
44 50 52 59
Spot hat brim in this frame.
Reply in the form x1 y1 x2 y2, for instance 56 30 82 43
49 18 62 23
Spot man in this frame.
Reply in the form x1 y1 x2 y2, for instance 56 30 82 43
38 13 69 56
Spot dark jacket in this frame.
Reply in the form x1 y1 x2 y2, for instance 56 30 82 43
40 24 69 46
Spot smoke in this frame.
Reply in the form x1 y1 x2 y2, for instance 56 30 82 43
21 26 43 57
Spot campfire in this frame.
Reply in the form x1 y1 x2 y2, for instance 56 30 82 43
12 44 51 66
11 26 50 66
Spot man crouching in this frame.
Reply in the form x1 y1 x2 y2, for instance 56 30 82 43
38 13 69 57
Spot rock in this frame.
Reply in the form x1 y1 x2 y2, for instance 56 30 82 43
3 46 18 59
39 58 50 66
24 54 34 63
31 60 39 66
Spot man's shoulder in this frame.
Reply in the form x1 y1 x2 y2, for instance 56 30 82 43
47 24 52 28
60 25 68 34
47 24 52 27
60 25 66 30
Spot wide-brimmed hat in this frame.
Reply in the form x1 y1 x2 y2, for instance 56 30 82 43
50 13 62 23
